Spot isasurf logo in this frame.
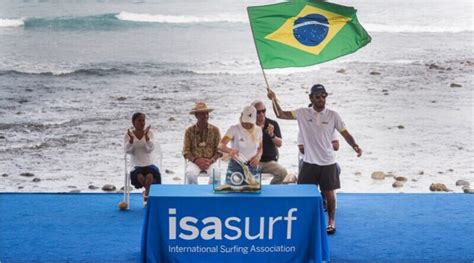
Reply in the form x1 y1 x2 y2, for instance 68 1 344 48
168 208 298 240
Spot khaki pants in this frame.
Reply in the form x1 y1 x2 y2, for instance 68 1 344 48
259 161 287 184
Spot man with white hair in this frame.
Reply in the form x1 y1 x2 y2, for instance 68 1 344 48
251 100 287 184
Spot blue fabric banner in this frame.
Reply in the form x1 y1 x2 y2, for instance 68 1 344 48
141 185 329 263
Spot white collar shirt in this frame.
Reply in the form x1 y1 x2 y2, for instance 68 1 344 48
295 107 345 165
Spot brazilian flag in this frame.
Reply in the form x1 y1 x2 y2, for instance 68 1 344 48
247 1 371 69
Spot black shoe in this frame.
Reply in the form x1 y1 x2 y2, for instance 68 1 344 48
326 224 336 235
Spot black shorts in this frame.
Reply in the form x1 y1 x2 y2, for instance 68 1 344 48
130 165 161 189
298 162 340 191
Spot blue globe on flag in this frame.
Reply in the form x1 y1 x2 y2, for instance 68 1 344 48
293 14 329 46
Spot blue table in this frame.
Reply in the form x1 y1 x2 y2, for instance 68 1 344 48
141 185 329 263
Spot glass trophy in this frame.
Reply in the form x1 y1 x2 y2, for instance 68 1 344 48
213 156 261 193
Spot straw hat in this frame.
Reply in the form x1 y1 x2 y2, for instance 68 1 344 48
189 102 214 114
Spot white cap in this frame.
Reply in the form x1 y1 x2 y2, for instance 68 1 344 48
241 105 256 124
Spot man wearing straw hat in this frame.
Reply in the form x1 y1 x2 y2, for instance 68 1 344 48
183 102 222 184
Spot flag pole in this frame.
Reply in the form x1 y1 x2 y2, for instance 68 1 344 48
247 7 280 117
259 65 280 118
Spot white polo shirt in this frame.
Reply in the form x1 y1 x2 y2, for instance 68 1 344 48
295 107 345 165
124 130 155 167
224 124 262 161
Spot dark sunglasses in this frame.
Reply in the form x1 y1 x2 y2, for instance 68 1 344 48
257 109 266 114
313 94 327 99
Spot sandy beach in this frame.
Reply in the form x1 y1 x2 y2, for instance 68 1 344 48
0 0 472 193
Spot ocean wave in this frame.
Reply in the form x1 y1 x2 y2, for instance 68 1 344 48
0 67 134 77
0 12 247 30
366 23 473 33
115 11 247 24
3 13 472 33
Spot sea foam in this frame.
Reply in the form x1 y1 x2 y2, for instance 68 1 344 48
115 11 247 24
0 18 24 27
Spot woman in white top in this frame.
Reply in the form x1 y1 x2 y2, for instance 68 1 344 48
218 105 263 184
124 112 161 204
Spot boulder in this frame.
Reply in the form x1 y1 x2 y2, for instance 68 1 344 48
450 83 462 88
102 184 117 191
371 171 385 180
392 181 404 188
463 187 474 194
455 180 470 187
88 185 100 190
429 183 449 192
395 176 408 182
19 172 34 177
283 173 297 184
32 178 41 182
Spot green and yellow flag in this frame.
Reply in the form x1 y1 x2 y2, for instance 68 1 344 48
247 1 371 69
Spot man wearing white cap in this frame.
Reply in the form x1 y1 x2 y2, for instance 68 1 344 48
183 102 222 184
218 105 263 178
267 84 362 235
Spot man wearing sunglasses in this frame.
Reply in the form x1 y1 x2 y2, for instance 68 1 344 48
251 100 287 184
267 84 362 235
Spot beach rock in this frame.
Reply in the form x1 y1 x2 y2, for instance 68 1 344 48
392 181 404 188
418 171 424 175
463 187 474 194
336 69 346 73
428 63 442 70
165 169 175 174
18 186 24 189
88 185 100 190
168 117 176 121
370 71 381 75
397 125 405 129
0 135 5 139
450 83 462 88
32 178 41 182
19 172 34 177
283 173 297 184
429 183 449 192
411 179 418 182
102 184 116 191
455 180 470 187
120 185 133 191
2 173 8 177
385 172 395 177
155 105 161 109
67 186 77 188
354 171 362 176
172 176 181 181
371 171 385 180
395 176 408 182
69 189 81 193
447 168 454 172
116 96 127 101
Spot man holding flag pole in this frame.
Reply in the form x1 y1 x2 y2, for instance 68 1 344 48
267 85 362 234
247 0 370 234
